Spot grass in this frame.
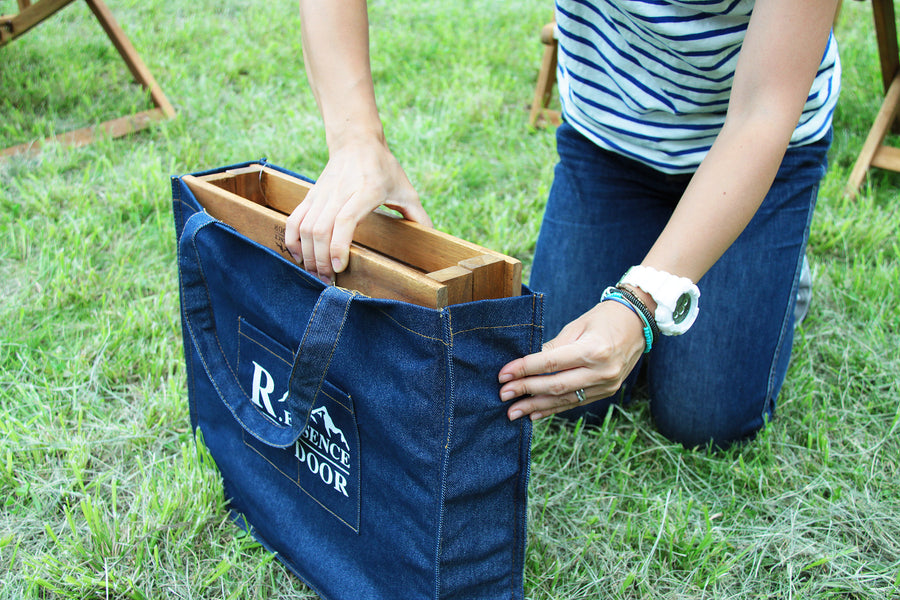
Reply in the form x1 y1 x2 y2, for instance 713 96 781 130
1 0 899 598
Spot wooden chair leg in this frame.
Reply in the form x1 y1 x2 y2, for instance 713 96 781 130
844 0 900 197
528 22 561 129
1 0 74 44
1 0 175 158
84 0 174 118
844 73 900 197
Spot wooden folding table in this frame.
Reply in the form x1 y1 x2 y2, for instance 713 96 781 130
1 0 175 158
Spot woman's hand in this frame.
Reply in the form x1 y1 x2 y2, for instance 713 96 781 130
291 0 431 283
498 300 647 421
284 136 431 283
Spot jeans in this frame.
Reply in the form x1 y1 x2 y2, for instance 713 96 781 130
529 122 830 448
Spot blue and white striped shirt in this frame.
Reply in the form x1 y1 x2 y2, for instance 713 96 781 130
556 0 841 173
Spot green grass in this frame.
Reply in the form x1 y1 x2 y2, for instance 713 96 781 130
1 0 899 598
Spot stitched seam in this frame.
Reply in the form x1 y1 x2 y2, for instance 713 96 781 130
238 322 293 367
374 306 447 344
452 322 541 335
433 308 454 600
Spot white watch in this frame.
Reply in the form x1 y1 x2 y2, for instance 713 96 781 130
618 266 700 336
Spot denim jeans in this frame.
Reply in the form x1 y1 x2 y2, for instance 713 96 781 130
530 122 830 447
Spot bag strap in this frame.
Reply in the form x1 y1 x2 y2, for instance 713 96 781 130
178 211 355 447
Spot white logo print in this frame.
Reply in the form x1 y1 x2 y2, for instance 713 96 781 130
248 360 351 498
295 406 351 497
250 361 292 425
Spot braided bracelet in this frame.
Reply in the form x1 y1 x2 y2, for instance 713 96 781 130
614 285 661 343
600 287 654 353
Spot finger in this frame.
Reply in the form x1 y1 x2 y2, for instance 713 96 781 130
328 210 356 275
498 341 591 395
500 361 616 403
297 202 323 276
506 384 610 421
329 188 384 274
497 324 586 383
284 201 311 264
390 194 432 228
310 211 337 282
296 187 340 280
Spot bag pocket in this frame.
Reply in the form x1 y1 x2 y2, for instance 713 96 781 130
237 318 361 532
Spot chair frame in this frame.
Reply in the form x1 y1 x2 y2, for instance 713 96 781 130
1 0 175 158
844 0 900 197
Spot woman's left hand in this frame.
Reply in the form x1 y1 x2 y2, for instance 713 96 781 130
498 300 647 421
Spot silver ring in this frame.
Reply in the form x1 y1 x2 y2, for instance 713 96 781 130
575 388 586 403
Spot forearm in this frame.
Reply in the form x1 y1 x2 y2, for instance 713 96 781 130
641 116 792 284
640 0 836 286
289 0 428 280
298 0 385 151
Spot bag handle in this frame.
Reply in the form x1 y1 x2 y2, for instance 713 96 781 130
178 211 354 448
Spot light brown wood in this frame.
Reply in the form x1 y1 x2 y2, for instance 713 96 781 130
353 211 522 299
189 165 522 303
182 175 452 308
0 0 73 44
200 165 313 214
458 254 509 301
1 0 175 158
0 107 170 158
845 0 900 197
85 0 175 118
225 165 266 205
427 265 473 305
528 21 561 129
259 167 313 214
845 73 900 197
339 244 449 308
870 141 900 170
197 166 522 299
872 0 900 93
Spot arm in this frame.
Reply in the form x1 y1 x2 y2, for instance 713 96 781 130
499 0 839 421
286 0 430 282
640 0 839 284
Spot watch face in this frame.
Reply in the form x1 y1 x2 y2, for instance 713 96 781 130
673 293 691 324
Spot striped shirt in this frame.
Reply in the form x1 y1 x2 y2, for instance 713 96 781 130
556 0 841 173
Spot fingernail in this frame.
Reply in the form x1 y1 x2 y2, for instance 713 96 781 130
332 258 342 273
318 274 332 286
509 410 523 421
530 412 542 421
500 390 515 402
498 373 513 383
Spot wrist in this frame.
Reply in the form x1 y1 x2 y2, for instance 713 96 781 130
601 286 658 353
326 124 387 155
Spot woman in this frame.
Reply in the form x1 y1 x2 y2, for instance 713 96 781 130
286 0 840 448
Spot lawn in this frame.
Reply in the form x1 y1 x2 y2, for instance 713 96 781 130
1 0 899 598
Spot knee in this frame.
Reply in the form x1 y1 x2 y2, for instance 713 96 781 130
651 392 773 450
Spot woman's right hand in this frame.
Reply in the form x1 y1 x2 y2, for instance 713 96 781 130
284 135 431 283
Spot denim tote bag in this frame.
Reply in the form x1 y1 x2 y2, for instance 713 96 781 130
171 161 543 600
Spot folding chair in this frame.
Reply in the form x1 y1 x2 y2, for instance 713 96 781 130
844 0 900 197
527 21 560 129
1 0 175 158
